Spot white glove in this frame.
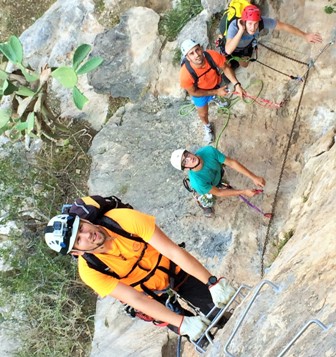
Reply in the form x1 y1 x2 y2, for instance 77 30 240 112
209 277 235 308
179 315 211 341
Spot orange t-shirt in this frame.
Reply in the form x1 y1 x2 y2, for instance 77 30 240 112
78 209 177 297
180 50 226 90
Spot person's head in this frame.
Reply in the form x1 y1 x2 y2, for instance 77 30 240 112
45 214 108 255
170 149 201 171
181 39 204 65
241 5 261 35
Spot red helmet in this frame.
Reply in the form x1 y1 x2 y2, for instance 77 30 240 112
241 5 261 22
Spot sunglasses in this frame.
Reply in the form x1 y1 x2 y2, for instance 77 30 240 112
181 151 192 167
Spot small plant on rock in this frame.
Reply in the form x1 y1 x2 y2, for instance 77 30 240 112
324 3 336 14
0 36 103 144
159 0 203 41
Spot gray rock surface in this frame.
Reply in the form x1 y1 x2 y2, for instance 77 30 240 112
88 0 336 356
19 0 108 131
177 10 212 51
89 7 162 101
3 0 335 356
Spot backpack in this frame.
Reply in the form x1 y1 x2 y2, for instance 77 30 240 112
63 195 145 278
182 51 221 89
217 0 264 54
63 195 136 240
63 195 182 295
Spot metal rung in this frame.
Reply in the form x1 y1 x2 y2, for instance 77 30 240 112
191 284 252 354
224 279 280 357
277 319 331 357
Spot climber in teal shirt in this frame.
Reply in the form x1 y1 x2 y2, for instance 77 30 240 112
189 146 225 195
171 146 266 217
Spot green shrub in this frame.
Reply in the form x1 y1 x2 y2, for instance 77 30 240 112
0 37 103 143
0 120 96 356
324 4 336 14
159 0 203 41
0 231 96 356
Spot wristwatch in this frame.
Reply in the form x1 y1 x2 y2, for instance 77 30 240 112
206 276 218 287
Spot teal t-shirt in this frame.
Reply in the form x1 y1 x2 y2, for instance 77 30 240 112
189 146 226 194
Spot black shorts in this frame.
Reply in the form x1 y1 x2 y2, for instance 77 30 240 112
228 42 254 59
174 270 214 314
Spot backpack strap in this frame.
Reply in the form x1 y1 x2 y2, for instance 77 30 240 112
96 215 143 242
83 253 120 279
203 51 220 76
82 243 148 280
259 18 264 32
80 215 147 279
184 59 198 86
183 177 194 193
184 51 220 89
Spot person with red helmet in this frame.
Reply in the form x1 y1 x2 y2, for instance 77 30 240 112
225 4 322 69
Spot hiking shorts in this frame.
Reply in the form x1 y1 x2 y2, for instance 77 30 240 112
191 95 215 108
230 42 253 59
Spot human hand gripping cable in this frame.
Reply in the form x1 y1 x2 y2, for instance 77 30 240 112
234 83 246 99
209 277 235 308
304 32 322 44
179 315 211 341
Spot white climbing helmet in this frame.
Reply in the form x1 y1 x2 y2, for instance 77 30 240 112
44 214 80 255
170 149 186 171
181 39 199 57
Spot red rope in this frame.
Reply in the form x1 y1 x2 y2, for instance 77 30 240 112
232 91 284 109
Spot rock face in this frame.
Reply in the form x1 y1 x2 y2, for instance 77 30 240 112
87 0 336 355
89 7 162 101
19 0 109 131
7 0 336 356
206 130 336 357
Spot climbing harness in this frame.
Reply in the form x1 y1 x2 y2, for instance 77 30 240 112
183 176 271 218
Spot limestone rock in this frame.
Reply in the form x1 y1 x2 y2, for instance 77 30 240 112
103 0 171 15
19 0 109 130
177 10 212 51
89 7 162 101
201 0 226 15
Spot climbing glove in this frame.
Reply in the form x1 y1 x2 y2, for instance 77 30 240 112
179 315 211 341
209 277 235 308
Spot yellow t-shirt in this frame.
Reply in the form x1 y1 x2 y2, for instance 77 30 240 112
78 209 175 297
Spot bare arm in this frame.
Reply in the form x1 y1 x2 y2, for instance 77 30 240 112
209 186 258 198
275 21 322 43
225 19 246 54
225 157 265 187
219 63 245 97
149 226 212 285
111 282 183 327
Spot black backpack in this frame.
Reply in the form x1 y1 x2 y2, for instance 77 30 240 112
63 195 143 278
182 51 221 89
